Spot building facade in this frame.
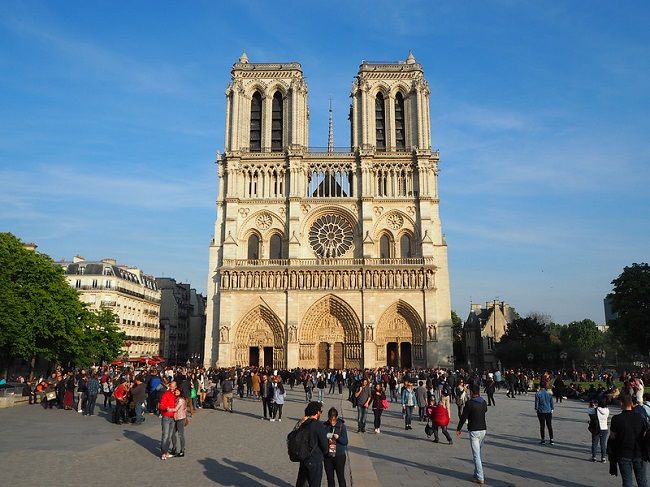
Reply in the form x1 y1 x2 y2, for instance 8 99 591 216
205 53 453 370
463 301 516 370
62 256 162 358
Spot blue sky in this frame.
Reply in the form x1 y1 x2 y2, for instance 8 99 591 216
1 1 648 324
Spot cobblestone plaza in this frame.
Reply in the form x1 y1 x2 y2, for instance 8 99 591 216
3 388 614 486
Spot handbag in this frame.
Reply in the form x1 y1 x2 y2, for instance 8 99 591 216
381 398 389 410
424 419 434 437
45 391 56 401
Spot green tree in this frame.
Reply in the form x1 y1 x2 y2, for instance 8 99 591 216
496 315 553 367
75 308 125 367
560 319 604 361
608 263 650 355
0 232 111 378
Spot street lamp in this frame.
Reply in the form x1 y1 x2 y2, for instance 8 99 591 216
560 351 568 370
595 349 606 372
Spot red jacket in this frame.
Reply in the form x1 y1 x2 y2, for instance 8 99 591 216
159 390 176 418
428 404 450 427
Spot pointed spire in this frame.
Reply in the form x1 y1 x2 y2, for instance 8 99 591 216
327 98 334 153
406 50 416 64
239 51 249 64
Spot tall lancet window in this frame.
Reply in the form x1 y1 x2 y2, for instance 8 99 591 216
375 93 386 151
250 91 262 152
271 92 283 152
247 234 260 260
395 92 406 150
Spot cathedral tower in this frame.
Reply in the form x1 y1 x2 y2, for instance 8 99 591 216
204 53 452 370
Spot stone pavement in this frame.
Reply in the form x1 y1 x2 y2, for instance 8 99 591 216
0 388 627 486
341 390 621 487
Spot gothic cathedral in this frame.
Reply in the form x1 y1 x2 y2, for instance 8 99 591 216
204 52 452 370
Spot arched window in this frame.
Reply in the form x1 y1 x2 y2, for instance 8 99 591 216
269 234 282 259
375 93 386 151
400 234 412 258
271 92 283 152
395 92 405 150
250 91 262 152
379 234 391 259
247 234 260 260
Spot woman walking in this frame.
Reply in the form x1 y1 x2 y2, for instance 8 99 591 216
587 399 609 462
455 378 469 418
371 383 387 434
323 407 348 487
401 381 417 430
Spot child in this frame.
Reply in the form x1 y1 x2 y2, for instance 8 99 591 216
426 398 452 444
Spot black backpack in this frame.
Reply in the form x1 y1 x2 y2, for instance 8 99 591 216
287 422 315 462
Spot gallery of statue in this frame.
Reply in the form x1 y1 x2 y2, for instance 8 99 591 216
204 52 453 370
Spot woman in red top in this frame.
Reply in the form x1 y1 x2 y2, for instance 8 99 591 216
426 398 452 444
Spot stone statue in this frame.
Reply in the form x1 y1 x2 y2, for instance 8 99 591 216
289 325 297 343
220 326 229 343
427 324 437 342
365 325 373 341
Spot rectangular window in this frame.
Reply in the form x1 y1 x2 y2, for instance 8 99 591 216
105 280 112 289
92 279 98 288
75 280 81 288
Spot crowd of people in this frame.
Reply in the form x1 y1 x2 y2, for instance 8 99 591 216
4 364 650 486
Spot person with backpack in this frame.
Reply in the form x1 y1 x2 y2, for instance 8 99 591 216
323 407 348 487
609 393 648 487
289 401 329 487
587 399 609 462
427 397 452 444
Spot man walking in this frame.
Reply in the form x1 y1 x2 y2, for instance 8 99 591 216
294 401 329 487
84 372 100 416
416 381 428 422
456 384 488 485
354 378 372 433
534 384 554 445
221 375 234 412
260 374 272 420
609 393 648 487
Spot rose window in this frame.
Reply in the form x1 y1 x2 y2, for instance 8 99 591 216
256 213 272 230
309 214 354 258
387 212 404 230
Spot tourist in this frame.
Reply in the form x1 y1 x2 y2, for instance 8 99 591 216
416 380 428 422
401 381 417 430
252 371 260 399
427 397 452 444
354 378 372 433
456 384 488 485
84 372 100 416
131 375 146 424
171 387 188 458
112 380 130 424
304 373 315 402
63 372 75 410
609 393 648 487
587 399 609 462
316 374 326 403
534 384 554 445
553 375 565 404
159 380 177 460
294 401 329 487
271 376 286 421
323 407 348 487
76 369 88 413
221 375 234 413
455 378 469 417
484 373 496 407
371 382 386 434
101 375 114 410
261 374 272 419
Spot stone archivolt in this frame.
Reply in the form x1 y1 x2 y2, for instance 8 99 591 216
233 304 285 366
375 300 426 365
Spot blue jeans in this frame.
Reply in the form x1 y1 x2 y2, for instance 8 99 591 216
404 405 414 426
317 388 324 402
591 430 608 458
469 430 486 482
84 394 97 416
161 417 175 454
357 406 367 431
135 401 144 424
618 458 648 487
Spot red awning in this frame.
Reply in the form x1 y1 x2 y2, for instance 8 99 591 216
110 360 124 366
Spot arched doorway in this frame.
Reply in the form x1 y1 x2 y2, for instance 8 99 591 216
300 294 362 369
233 305 285 368
376 301 425 368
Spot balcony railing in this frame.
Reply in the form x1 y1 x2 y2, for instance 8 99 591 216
221 257 433 268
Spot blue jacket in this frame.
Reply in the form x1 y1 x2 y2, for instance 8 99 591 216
535 390 554 413
323 418 348 456
401 387 417 407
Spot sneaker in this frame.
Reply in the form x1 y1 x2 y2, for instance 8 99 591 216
601 458 606 463
448 440 453 445
471 479 485 485
278 419 281 422
270 418 275 422
549 440 554 445
540 440 545 445
591 457 597 462
176 451 185 458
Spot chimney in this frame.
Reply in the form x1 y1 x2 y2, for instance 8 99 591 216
102 258 117 265
23 242 38 252
73 255 85 263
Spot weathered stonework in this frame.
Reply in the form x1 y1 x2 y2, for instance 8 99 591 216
205 53 453 369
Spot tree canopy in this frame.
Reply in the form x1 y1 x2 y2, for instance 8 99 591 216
0 233 125 378
608 263 650 355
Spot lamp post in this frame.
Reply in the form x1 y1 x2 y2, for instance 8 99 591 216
447 355 455 370
595 349 606 373
560 351 567 370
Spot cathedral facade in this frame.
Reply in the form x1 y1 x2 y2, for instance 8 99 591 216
204 53 452 370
